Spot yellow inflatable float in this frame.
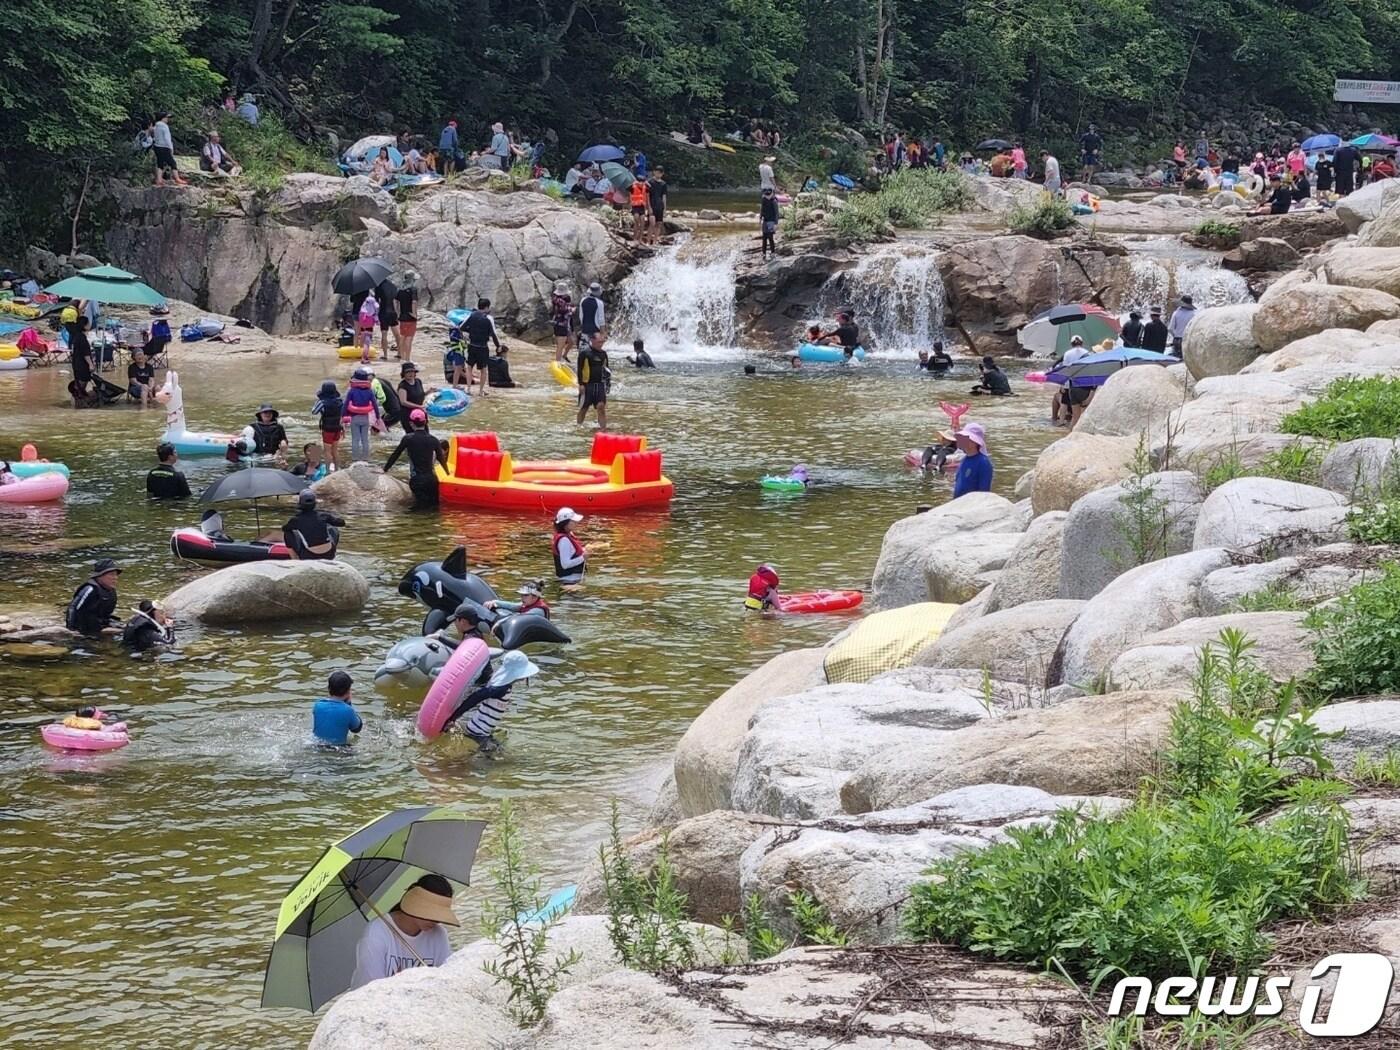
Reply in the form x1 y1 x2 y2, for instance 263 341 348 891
0 344 21 360
550 361 577 388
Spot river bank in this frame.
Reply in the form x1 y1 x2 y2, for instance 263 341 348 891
305 166 1400 1048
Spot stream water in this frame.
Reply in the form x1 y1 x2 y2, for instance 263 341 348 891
0 329 1058 1046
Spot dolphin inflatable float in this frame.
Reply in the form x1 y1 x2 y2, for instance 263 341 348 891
420 606 571 649
375 634 455 685
399 546 498 612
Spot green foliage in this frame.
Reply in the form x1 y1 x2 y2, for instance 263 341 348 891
741 894 789 961
1006 194 1075 237
1281 376 1400 441
904 631 1360 980
824 170 970 245
1308 563 1400 699
1199 448 1248 492
1347 499 1400 545
480 801 581 1027
1192 219 1243 247
828 195 894 245
1232 581 1306 613
1111 433 1173 571
1198 441 1319 492
599 801 697 973
738 890 848 961
1352 748 1400 786
214 113 333 192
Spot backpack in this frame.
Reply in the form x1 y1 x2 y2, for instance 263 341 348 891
151 319 171 340
180 324 205 342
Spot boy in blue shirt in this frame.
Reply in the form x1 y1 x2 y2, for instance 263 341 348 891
951 423 994 498
313 670 363 745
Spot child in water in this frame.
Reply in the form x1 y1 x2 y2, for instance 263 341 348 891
0 461 17 485
488 580 551 619
312 380 344 470
745 564 781 611
445 325 467 389
357 292 379 364
444 650 539 755
63 705 110 731
920 430 959 472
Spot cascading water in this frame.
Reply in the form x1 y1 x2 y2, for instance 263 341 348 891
1123 255 1250 313
615 238 741 358
816 246 947 357
1173 263 1251 308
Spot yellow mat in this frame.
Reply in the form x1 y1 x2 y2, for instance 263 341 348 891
823 602 959 685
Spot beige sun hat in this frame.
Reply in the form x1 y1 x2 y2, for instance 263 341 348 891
398 885 459 926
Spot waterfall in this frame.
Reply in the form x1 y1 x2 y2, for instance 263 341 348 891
1123 255 1250 314
615 238 741 359
817 246 946 357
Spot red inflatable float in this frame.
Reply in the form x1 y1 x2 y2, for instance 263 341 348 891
777 590 864 614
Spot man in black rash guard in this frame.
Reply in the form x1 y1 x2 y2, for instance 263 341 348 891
282 490 345 559
383 409 448 508
250 404 289 456
463 298 501 400
66 558 122 637
146 442 191 499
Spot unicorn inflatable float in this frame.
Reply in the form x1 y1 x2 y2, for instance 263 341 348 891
156 371 238 456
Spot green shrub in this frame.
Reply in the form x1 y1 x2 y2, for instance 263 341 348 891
904 631 1359 980
213 113 333 192
828 195 892 244
1111 433 1174 571
1006 194 1075 237
1347 499 1400 544
1281 376 1400 441
1232 581 1306 613
1256 441 1321 484
1199 448 1248 492
1308 562 1400 698
1353 748 1400 786
825 169 970 244
599 802 697 972
1192 219 1242 247
738 889 848 961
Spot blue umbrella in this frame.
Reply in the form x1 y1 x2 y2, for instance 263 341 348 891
577 144 625 164
1045 347 1176 388
1301 134 1341 152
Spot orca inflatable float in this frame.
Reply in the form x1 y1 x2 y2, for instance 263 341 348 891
421 605 571 649
399 546 499 612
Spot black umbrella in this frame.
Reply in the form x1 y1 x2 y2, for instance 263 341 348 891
199 467 305 532
332 258 393 295
975 138 1012 151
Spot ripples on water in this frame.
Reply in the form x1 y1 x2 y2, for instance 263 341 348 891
0 351 1056 1047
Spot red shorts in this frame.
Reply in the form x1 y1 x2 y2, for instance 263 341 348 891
399 320 418 337
321 431 341 445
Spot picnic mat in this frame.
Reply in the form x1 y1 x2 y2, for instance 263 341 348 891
823 602 960 685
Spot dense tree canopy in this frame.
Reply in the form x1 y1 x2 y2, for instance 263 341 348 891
5 0 1400 246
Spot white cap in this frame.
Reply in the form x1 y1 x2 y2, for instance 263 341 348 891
554 507 583 525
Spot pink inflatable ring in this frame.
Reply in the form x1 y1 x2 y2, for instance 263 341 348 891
417 639 491 740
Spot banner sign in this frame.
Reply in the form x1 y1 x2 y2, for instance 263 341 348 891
1335 79 1400 104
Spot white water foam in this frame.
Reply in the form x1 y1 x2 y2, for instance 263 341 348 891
816 246 947 358
614 238 742 360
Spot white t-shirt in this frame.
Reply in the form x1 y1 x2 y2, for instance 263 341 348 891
1062 345 1089 366
758 163 775 190
1043 155 1060 183
350 914 451 989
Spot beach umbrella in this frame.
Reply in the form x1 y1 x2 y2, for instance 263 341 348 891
1018 306 1120 357
1045 346 1175 388
601 161 635 190
975 138 1012 151
1301 133 1341 152
332 258 392 295
577 144 626 164
45 265 166 307
1350 133 1398 149
262 807 486 1011
199 466 304 531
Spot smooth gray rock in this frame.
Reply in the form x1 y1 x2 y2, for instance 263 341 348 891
915 600 1085 685
1312 700 1400 768
1199 544 1391 614
1075 364 1191 437
1320 438 1400 498
1104 611 1314 692
1058 471 1205 600
1192 478 1349 556
164 560 369 624
985 512 1066 612
1182 303 1262 379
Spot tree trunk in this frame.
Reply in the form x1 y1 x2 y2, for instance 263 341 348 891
854 40 872 122
70 160 93 256
536 0 580 87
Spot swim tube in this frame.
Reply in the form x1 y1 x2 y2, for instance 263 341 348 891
417 638 491 739
11 460 70 479
796 343 866 364
40 721 130 751
0 357 28 372
760 475 807 492
776 590 864 614
337 346 364 360
0 472 68 503
426 387 470 418
446 308 471 327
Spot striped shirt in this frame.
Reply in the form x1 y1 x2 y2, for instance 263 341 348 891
464 685 514 737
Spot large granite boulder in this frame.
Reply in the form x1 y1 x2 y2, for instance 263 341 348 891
1058 470 1205 600
313 461 414 509
1320 438 1400 497
738 784 1124 945
522 944 1084 1050
1251 279 1400 352
572 810 767 927
731 676 994 819
1075 363 1191 437
1337 178 1400 233
1321 245 1400 299
1240 326 1400 374
1029 432 1138 515
914 600 1085 684
840 690 1185 813
1153 390 1304 465
984 511 1066 612
1104 611 1314 691
1312 699 1400 770
1357 192 1400 247
164 560 370 624
672 649 827 819
918 532 1023 604
871 494 1028 609
1192 478 1349 556
1182 303 1262 379
1234 236 1300 271
1056 548 1233 687
1198 543 1391 614
1241 209 1347 250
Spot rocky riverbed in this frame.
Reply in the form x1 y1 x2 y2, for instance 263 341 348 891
306 184 1400 1047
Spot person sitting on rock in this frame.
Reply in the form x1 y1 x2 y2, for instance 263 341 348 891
970 356 1011 396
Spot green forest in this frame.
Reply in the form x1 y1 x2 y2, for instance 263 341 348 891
4 0 1399 246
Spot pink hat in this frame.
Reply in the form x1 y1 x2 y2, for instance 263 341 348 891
955 422 988 452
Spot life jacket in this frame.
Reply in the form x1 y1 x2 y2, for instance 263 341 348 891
552 532 586 579
344 380 379 416
629 181 648 207
578 296 603 335
66 578 117 634
63 716 104 731
250 420 284 454
358 299 378 326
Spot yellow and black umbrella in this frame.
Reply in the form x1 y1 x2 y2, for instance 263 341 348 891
261 806 485 1011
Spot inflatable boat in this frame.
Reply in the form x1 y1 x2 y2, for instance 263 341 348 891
170 527 293 565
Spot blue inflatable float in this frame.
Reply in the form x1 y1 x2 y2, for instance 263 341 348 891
796 343 866 363
426 387 470 418
445 308 470 327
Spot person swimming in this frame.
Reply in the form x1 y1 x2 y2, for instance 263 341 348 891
487 580 551 619
62 705 109 731
745 564 780 611
919 430 959 472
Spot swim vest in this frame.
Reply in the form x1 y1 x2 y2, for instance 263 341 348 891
552 532 586 580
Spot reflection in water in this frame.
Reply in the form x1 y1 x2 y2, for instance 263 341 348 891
0 351 1057 1048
